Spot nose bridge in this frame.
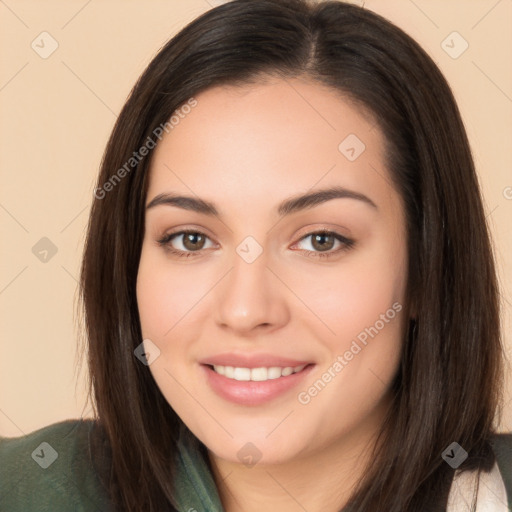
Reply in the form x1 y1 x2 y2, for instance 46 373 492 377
214 241 288 332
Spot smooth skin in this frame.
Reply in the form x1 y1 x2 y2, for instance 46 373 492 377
136 77 408 512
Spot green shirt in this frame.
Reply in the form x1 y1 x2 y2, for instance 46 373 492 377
1 419 511 511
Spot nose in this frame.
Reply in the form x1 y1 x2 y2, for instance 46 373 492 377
213 250 290 336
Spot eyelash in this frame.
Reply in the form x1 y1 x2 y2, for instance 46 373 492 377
156 229 355 260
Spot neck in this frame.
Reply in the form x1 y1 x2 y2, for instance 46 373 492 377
208 396 392 512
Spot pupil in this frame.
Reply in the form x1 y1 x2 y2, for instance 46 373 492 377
313 233 333 251
184 233 204 250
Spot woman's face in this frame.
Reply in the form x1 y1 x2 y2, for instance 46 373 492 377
136 77 408 465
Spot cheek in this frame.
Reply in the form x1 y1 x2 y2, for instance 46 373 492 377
292 260 404 423
136 248 209 340
291 250 406 346
287 233 407 405
136 248 207 406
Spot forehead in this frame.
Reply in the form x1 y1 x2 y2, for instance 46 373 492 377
147 78 394 214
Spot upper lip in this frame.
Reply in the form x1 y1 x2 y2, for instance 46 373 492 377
199 353 314 369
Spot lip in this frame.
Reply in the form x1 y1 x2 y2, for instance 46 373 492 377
199 353 313 369
200 362 315 406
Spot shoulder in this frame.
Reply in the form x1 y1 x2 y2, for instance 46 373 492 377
490 432 512 507
0 419 113 512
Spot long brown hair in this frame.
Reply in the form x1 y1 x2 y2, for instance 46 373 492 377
78 1 505 510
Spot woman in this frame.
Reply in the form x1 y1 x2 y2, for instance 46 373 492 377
1 1 510 511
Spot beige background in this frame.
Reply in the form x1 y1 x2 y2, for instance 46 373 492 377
0 0 511 437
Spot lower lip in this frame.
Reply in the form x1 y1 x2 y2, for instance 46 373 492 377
201 364 315 406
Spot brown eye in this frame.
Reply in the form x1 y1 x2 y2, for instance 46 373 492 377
182 232 206 251
311 232 336 251
293 230 355 259
157 230 214 256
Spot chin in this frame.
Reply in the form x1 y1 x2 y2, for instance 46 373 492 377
200 428 310 467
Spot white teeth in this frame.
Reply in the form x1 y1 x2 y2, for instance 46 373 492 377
212 364 308 381
281 367 293 377
233 367 251 381
214 365 225 376
251 367 268 381
267 367 282 380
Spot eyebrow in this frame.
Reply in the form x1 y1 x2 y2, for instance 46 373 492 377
145 186 377 217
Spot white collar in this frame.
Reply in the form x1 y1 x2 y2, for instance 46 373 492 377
447 461 508 511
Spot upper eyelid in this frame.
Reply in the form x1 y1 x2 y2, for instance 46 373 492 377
293 225 352 242
291 231 352 251
163 228 217 244
161 228 351 247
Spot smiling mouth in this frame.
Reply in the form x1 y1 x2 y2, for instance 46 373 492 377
202 362 315 406
207 364 311 381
